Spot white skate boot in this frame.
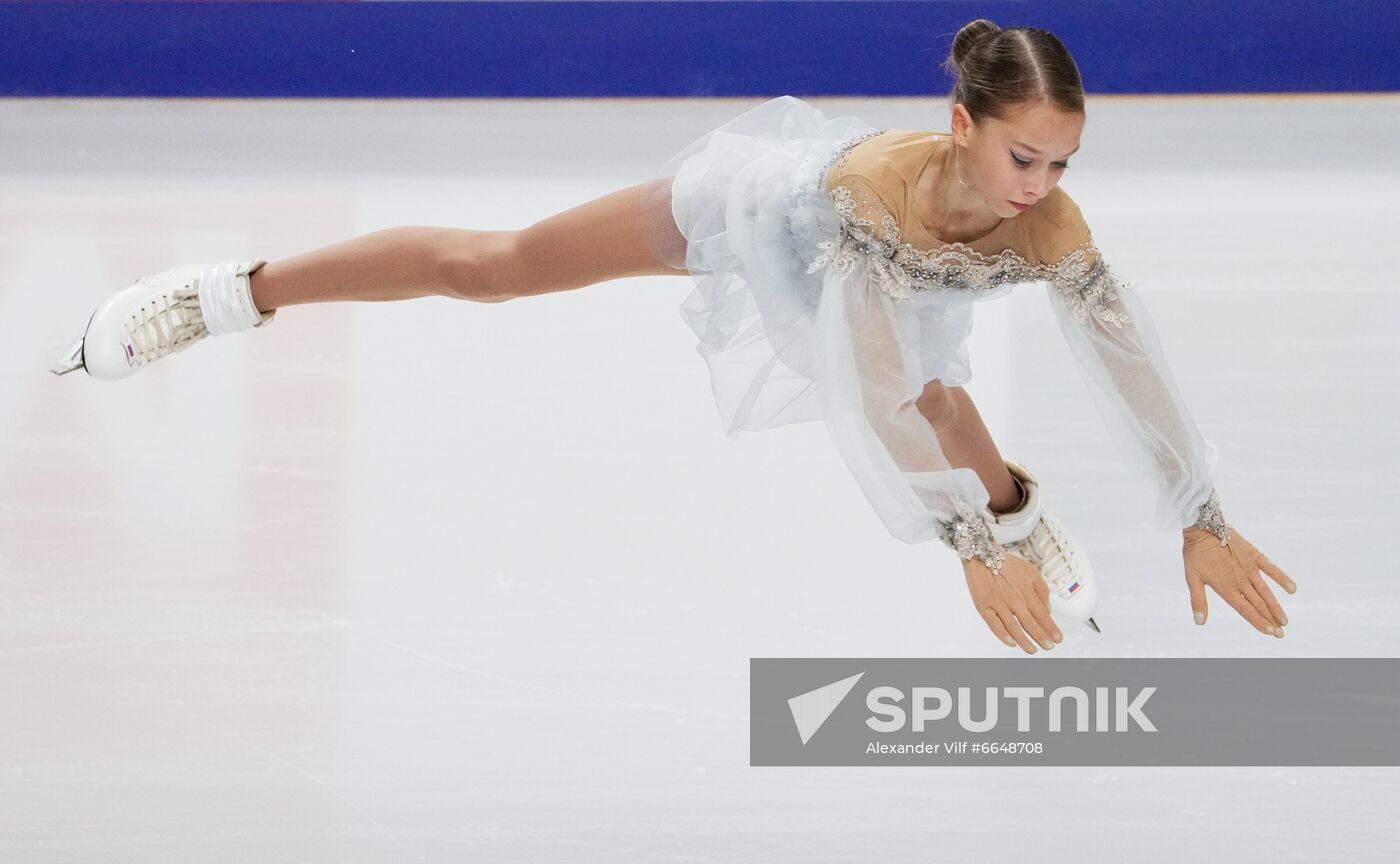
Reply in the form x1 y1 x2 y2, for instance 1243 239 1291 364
50 259 273 381
984 459 1100 633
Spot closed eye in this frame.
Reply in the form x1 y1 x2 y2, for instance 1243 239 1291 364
1012 151 1070 169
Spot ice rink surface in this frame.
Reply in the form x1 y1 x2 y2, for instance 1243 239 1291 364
2 95 1398 860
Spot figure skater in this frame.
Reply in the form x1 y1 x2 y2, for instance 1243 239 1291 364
50 19 1297 653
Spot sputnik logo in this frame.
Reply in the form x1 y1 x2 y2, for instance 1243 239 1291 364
788 672 865 745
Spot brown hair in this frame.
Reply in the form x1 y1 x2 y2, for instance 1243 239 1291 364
942 19 1085 121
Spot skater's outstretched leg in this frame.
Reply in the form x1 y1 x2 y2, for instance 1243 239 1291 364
52 180 687 380
250 180 684 311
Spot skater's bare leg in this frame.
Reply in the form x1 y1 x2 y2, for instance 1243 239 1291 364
247 226 453 312
474 180 685 300
917 382 1021 513
248 181 685 313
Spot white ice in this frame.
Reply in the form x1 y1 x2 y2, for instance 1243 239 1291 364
1 95 1397 861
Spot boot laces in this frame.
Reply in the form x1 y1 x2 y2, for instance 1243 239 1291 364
122 283 207 366
1010 513 1077 592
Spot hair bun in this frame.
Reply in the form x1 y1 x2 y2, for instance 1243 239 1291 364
941 21 1085 121
949 19 1001 72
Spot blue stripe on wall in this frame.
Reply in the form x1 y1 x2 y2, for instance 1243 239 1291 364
1 1 1396 98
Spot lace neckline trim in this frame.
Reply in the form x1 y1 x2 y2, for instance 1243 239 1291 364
810 185 1107 304
813 132 1127 321
821 181 1099 277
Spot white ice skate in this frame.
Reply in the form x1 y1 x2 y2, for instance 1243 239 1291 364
984 459 1100 633
50 259 273 381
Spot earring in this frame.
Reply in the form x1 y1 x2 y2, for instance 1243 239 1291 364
955 143 973 192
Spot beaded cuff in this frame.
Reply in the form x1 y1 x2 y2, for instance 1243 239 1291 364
937 501 1006 575
1193 488 1230 546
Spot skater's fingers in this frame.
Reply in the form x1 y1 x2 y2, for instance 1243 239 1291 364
1000 560 1059 649
978 607 1022 651
1185 567 1208 626
1021 588 1062 647
997 575 1055 651
990 606 1037 655
1218 587 1277 636
1239 582 1277 631
1022 568 1062 643
1248 573 1288 628
1258 555 1297 595
1011 604 1057 652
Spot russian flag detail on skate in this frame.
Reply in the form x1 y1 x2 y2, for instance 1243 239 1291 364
1069 582 1081 593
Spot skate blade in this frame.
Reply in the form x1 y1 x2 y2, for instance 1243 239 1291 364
50 337 86 376
1085 617 1101 634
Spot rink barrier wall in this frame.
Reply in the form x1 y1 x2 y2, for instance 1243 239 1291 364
1 0 1397 98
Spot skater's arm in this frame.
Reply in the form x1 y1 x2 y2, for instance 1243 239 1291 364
248 226 465 311
1038 194 1297 635
815 146 1058 648
813 175 999 550
812 174 1060 652
1037 193 1219 534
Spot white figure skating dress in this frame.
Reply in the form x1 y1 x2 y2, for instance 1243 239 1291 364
644 96 1227 570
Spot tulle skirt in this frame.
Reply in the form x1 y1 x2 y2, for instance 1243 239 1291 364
651 96 979 439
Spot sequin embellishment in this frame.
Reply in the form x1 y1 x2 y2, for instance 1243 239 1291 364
937 501 1006 576
1194 488 1230 546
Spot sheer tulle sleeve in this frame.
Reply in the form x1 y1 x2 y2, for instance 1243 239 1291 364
1041 197 1230 542
809 174 1008 573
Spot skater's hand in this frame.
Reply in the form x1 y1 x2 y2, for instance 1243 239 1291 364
962 548 1063 654
1183 526 1297 637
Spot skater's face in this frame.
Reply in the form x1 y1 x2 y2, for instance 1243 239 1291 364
952 100 1084 219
